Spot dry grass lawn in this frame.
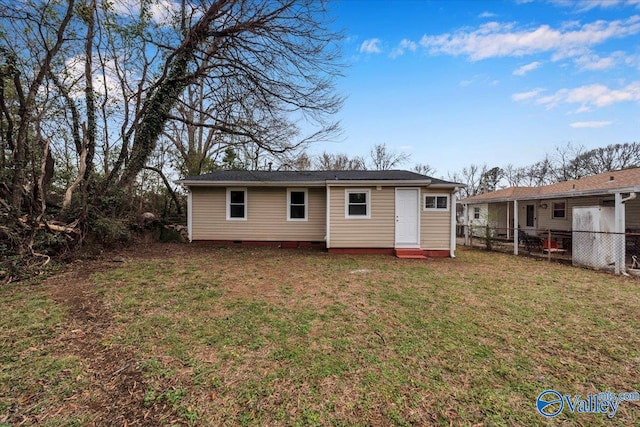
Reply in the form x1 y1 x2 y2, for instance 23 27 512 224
1 243 639 426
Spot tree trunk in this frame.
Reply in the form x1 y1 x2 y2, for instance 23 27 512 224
10 0 75 214
117 1 229 188
83 0 97 183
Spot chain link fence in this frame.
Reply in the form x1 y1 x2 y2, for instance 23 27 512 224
459 225 639 275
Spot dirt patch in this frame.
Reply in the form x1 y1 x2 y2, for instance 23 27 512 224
40 244 192 426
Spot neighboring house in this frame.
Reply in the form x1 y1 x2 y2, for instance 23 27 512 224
177 170 463 257
459 168 640 237
458 168 640 274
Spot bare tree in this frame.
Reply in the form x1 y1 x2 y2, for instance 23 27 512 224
412 163 436 176
1 0 76 213
314 152 366 170
449 164 486 198
0 0 344 279
113 0 343 188
527 155 556 186
280 152 312 171
549 142 585 181
572 142 640 176
368 143 410 170
502 164 527 187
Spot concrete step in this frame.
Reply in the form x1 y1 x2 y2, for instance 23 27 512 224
394 249 427 259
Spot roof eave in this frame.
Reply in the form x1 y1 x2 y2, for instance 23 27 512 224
429 183 465 189
178 179 436 187
459 186 640 204
518 187 638 200
176 180 327 187
608 186 640 194
459 196 515 204
325 179 431 186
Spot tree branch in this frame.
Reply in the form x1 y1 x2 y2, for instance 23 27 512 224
142 166 182 214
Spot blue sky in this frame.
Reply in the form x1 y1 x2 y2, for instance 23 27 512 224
315 0 640 177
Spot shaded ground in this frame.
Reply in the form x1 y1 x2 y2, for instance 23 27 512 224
2 243 640 426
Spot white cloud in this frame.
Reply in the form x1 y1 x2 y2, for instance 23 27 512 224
149 0 180 24
572 0 640 12
419 16 640 61
111 0 180 25
512 88 545 101
479 11 497 18
574 51 625 70
513 61 541 75
61 54 137 104
459 79 474 87
513 82 640 110
624 53 640 69
360 38 382 54
390 38 418 58
570 120 613 128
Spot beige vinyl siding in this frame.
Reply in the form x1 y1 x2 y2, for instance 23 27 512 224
516 195 640 230
534 196 608 230
191 186 326 241
329 187 394 248
421 189 451 250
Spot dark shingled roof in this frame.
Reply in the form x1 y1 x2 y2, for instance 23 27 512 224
178 170 461 186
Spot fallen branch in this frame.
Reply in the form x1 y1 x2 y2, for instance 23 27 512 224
31 251 51 268
40 221 80 235
111 363 131 377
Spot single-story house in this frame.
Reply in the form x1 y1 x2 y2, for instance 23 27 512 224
177 170 463 257
458 167 640 273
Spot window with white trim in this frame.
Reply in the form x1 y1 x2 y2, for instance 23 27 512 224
424 194 449 211
473 207 481 219
345 189 371 218
552 201 566 219
227 188 247 220
287 188 308 221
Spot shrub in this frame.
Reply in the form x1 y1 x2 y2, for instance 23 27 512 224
90 216 132 247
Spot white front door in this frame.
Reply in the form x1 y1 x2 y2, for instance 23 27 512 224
395 188 420 248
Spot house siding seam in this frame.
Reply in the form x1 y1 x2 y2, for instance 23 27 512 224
191 186 326 241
